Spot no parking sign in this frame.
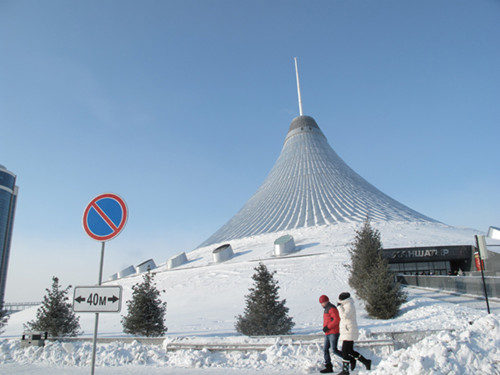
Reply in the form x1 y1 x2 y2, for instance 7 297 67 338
81 193 128 375
83 193 128 242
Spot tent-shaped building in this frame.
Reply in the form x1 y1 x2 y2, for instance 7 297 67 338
199 59 438 248
199 114 436 248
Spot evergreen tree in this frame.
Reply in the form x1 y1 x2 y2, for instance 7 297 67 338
235 262 295 336
348 218 384 300
121 271 167 337
347 218 406 319
363 260 407 319
25 277 81 337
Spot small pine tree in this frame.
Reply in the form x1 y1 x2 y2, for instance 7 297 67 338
25 276 81 337
235 262 295 336
347 218 406 319
121 271 167 337
363 260 407 319
348 218 385 300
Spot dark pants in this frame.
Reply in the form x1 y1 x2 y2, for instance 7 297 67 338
323 333 342 365
341 340 360 361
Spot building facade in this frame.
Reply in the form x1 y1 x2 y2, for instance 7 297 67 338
0 165 18 305
383 245 474 276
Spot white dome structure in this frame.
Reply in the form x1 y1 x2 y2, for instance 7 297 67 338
117 265 136 279
136 259 156 274
212 244 234 263
167 252 188 270
274 234 296 256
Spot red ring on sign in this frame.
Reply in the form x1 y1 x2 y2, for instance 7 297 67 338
83 193 128 241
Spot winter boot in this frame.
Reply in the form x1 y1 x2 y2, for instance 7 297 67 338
319 363 333 373
357 355 372 370
349 356 356 370
337 360 350 375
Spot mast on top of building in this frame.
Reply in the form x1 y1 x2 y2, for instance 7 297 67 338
294 57 303 116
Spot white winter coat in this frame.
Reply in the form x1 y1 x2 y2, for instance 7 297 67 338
337 296 359 341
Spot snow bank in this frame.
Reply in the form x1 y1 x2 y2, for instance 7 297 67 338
0 338 320 372
1 295 498 374
370 314 500 375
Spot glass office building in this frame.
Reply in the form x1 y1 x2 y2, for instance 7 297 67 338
0 165 18 305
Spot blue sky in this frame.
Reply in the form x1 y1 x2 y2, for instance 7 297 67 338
1 0 499 301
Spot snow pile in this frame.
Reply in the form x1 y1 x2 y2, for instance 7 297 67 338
371 314 500 375
0 340 168 367
1 293 498 374
0 338 322 372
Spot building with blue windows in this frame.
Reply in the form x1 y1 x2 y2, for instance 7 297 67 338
0 165 18 305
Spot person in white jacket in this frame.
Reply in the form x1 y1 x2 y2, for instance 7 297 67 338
336 292 372 374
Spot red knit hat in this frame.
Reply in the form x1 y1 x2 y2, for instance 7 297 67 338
319 295 329 303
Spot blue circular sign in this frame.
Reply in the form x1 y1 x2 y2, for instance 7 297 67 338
83 193 128 241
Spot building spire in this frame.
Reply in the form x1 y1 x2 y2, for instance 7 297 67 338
294 57 304 116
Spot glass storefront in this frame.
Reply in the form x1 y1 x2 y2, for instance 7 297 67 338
389 261 451 276
384 245 474 276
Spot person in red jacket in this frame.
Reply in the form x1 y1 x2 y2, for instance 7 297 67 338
319 295 341 373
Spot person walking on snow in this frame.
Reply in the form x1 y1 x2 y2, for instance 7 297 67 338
319 295 341 373
336 292 372 374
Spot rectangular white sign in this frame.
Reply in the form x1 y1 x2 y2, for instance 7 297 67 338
487 226 500 240
73 285 122 313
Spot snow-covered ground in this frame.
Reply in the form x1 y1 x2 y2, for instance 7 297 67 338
1 222 499 374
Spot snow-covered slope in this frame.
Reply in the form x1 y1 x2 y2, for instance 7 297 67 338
3 221 499 375
2 221 479 339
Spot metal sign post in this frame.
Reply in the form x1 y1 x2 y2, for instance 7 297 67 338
90 242 105 375
81 193 128 375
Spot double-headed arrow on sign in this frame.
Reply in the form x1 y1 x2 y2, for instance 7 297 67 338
73 286 123 313
74 294 120 304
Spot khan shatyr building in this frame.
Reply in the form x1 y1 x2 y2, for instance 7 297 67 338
199 61 437 248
